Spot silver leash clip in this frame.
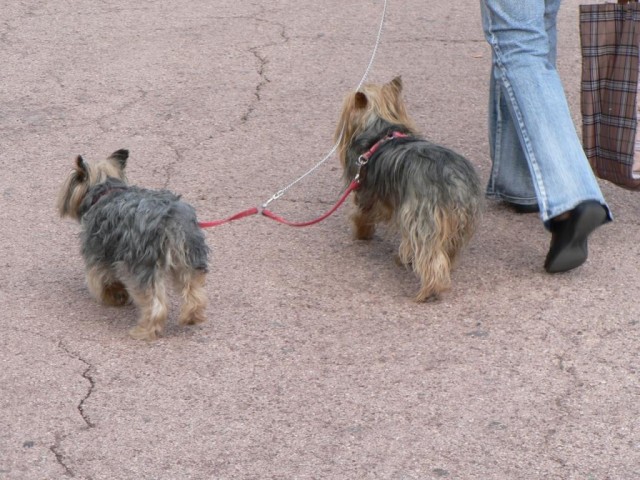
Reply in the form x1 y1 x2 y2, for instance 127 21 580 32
261 189 285 210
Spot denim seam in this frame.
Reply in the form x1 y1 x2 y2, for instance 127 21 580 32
486 82 537 204
487 78 502 196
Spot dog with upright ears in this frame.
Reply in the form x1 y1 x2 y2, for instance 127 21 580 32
57 149 209 340
335 77 482 301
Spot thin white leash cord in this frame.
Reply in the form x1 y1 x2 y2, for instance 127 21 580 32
261 0 389 209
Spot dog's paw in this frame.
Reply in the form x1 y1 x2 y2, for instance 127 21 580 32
414 288 443 303
178 311 206 326
394 254 413 268
353 224 376 240
103 283 131 306
128 325 159 341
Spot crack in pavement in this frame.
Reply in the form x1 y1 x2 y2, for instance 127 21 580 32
0 20 15 47
43 341 97 478
55 341 97 429
241 46 270 123
261 17 290 44
50 435 75 478
95 88 148 135
162 143 183 189
240 15 290 124
78 365 96 429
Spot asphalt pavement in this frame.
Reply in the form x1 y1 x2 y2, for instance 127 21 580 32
1 1 639 479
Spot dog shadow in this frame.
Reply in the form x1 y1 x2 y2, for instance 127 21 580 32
346 231 422 300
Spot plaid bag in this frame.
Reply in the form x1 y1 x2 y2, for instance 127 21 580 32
580 0 640 190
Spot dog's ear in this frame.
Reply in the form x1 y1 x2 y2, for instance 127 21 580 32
354 91 368 109
74 155 88 181
109 149 129 170
388 76 403 93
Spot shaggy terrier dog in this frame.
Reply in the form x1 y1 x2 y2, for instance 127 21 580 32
58 149 209 340
335 77 482 301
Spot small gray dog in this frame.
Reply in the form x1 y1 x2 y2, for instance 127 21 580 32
58 149 209 340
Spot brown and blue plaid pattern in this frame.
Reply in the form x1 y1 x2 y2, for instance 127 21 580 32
580 1 640 190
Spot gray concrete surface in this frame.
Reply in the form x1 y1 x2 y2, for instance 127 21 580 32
2 1 639 479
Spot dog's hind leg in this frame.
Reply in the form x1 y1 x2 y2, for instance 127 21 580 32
352 196 395 240
412 247 452 302
86 264 130 306
175 269 207 326
127 276 168 341
399 205 454 302
351 206 377 240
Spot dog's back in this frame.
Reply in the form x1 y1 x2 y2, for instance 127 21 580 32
79 180 209 286
361 135 481 211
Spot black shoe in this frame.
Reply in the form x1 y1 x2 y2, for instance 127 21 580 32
544 201 608 274
505 201 539 214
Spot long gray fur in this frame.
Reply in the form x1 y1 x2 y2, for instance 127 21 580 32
346 117 482 213
79 178 209 288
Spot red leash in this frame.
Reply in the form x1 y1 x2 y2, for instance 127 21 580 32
198 179 360 229
197 206 260 228
197 131 408 229
261 179 360 227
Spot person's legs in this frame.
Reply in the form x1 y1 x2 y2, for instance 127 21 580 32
480 0 611 272
480 0 610 225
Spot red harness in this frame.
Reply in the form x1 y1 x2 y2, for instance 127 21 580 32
358 131 410 165
90 186 127 206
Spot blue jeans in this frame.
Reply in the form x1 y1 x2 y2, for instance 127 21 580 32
480 0 611 226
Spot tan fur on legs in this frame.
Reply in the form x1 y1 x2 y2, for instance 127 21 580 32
412 248 452 302
398 205 466 302
127 277 169 341
351 208 377 240
176 270 207 326
351 195 394 240
86 265 130 306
